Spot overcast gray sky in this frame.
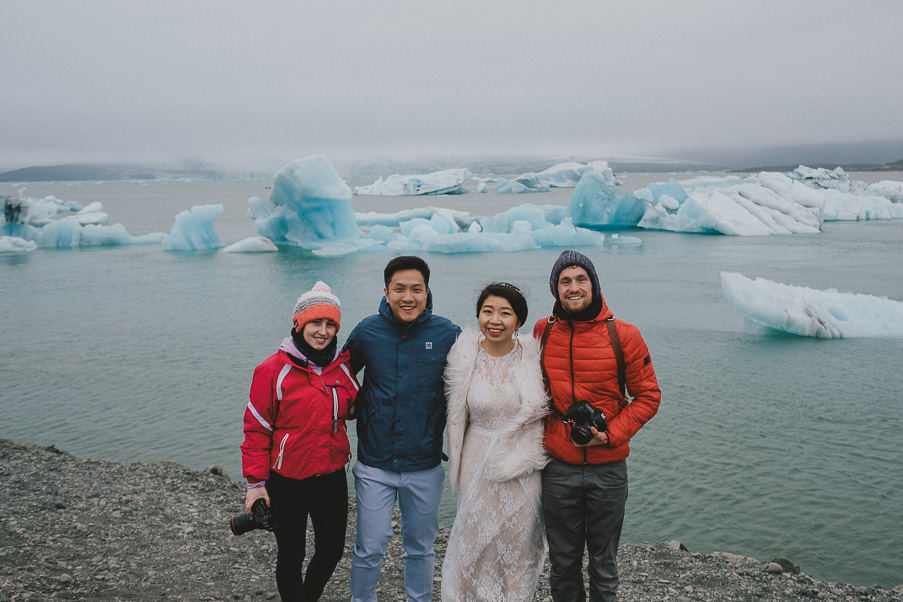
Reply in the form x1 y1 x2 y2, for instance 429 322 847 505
2 1 902 173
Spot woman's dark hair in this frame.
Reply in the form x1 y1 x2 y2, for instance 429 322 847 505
384 255 430 287
476 282 528 327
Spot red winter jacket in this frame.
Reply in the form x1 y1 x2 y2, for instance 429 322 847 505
241 337 360 483
533 294 660 465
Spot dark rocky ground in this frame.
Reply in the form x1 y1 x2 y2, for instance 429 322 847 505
1 439 900 601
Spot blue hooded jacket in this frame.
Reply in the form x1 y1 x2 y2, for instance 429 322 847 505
343 292 460 473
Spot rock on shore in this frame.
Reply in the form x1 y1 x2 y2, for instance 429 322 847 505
1 439 899 601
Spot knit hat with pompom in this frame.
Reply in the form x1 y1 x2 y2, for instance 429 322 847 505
292 281 341 332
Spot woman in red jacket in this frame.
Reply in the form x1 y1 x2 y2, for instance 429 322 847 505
241 281 359 602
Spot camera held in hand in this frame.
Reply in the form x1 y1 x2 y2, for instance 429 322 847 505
566 400 607 445
230 498 276 535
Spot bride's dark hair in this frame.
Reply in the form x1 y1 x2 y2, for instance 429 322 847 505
476 282 528 327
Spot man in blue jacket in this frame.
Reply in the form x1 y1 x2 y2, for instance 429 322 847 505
344 255 460 602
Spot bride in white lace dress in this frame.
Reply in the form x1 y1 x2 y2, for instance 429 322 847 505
442 283 549 602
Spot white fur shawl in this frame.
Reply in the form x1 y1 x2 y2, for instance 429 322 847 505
444 328 549 491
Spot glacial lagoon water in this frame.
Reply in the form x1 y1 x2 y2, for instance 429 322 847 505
2 176 902 588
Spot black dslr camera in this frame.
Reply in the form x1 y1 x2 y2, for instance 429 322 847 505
566 401 607 445
230 498 276 535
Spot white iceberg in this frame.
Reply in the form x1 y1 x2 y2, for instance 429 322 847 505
354 168 472 196
356 206 471 228
866 180 903 204
631 166 903 235
223 236 278 253
497 161 618 194
0 235 37 253
822 190 903 221
250 155 362 249
162 204 224 251
721 272 903 338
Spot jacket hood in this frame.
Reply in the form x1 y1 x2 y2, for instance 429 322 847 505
378 289 434 326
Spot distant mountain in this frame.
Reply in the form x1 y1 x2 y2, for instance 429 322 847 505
670 139 903 172
0 163 227 182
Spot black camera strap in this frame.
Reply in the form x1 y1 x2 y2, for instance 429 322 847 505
540 315 627 424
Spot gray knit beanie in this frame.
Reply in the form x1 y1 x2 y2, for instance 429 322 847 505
292 281 342 332
549 250 601 299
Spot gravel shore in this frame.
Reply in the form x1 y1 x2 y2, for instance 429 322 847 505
1 439 899 601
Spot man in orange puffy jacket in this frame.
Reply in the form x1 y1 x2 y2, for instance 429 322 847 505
533 250 661 602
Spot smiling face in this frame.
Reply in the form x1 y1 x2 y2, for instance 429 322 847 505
478 294 521 344
384 268 428 324
557 266 594 313
302 318 337 350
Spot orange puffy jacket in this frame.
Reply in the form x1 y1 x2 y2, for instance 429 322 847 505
533 295 660 465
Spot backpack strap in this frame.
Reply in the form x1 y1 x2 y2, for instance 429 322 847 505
606 317 628 404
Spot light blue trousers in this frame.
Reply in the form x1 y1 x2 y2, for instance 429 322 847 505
350 461 445 602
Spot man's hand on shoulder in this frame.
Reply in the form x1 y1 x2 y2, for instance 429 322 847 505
574 427 609 448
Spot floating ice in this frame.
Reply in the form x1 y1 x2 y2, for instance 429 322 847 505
569 170 645 228
0 235 37 253
354 168 472 196
867 180 903 204
497 161 618 194
162 204 224 251
250 155 361 249
223 236 278 253
823 191 903 221
19 196 84 226
721 272 903 338
357 206 471 228
790 165 848 181
628 167 903 235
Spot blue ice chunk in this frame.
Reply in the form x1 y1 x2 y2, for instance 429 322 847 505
642 179 688 205
568 171 645 228
39 219 82 247
162 204 224 251
531 218 606 247
252 155 361 249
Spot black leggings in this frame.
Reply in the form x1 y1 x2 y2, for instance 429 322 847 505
266 469 348 602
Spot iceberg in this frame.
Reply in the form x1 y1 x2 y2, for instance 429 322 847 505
162 204 224 251
19 195 84 227
867 180 903 204
721 272 903 338
631 165 903 235
568 170 646 228
822 191 903 221
356 206 471 228
0 235 37 253
354 168 472 196
250 155 362 249
223 236 278 253
496 161 618 194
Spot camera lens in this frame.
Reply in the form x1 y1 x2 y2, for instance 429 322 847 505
230 512 256 536
570 425 593 445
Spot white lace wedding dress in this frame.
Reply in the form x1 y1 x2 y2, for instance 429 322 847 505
441 343 545 602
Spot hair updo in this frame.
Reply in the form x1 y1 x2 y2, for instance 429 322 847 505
476 282 528 327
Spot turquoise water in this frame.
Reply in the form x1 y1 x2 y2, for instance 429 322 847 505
2 178 902 588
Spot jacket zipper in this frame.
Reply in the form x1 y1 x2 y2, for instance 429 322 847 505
567 321 588 465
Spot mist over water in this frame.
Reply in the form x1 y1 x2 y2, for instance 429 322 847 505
2 178 901 588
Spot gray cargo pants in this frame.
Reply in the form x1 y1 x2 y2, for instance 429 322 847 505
541 458 628 602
